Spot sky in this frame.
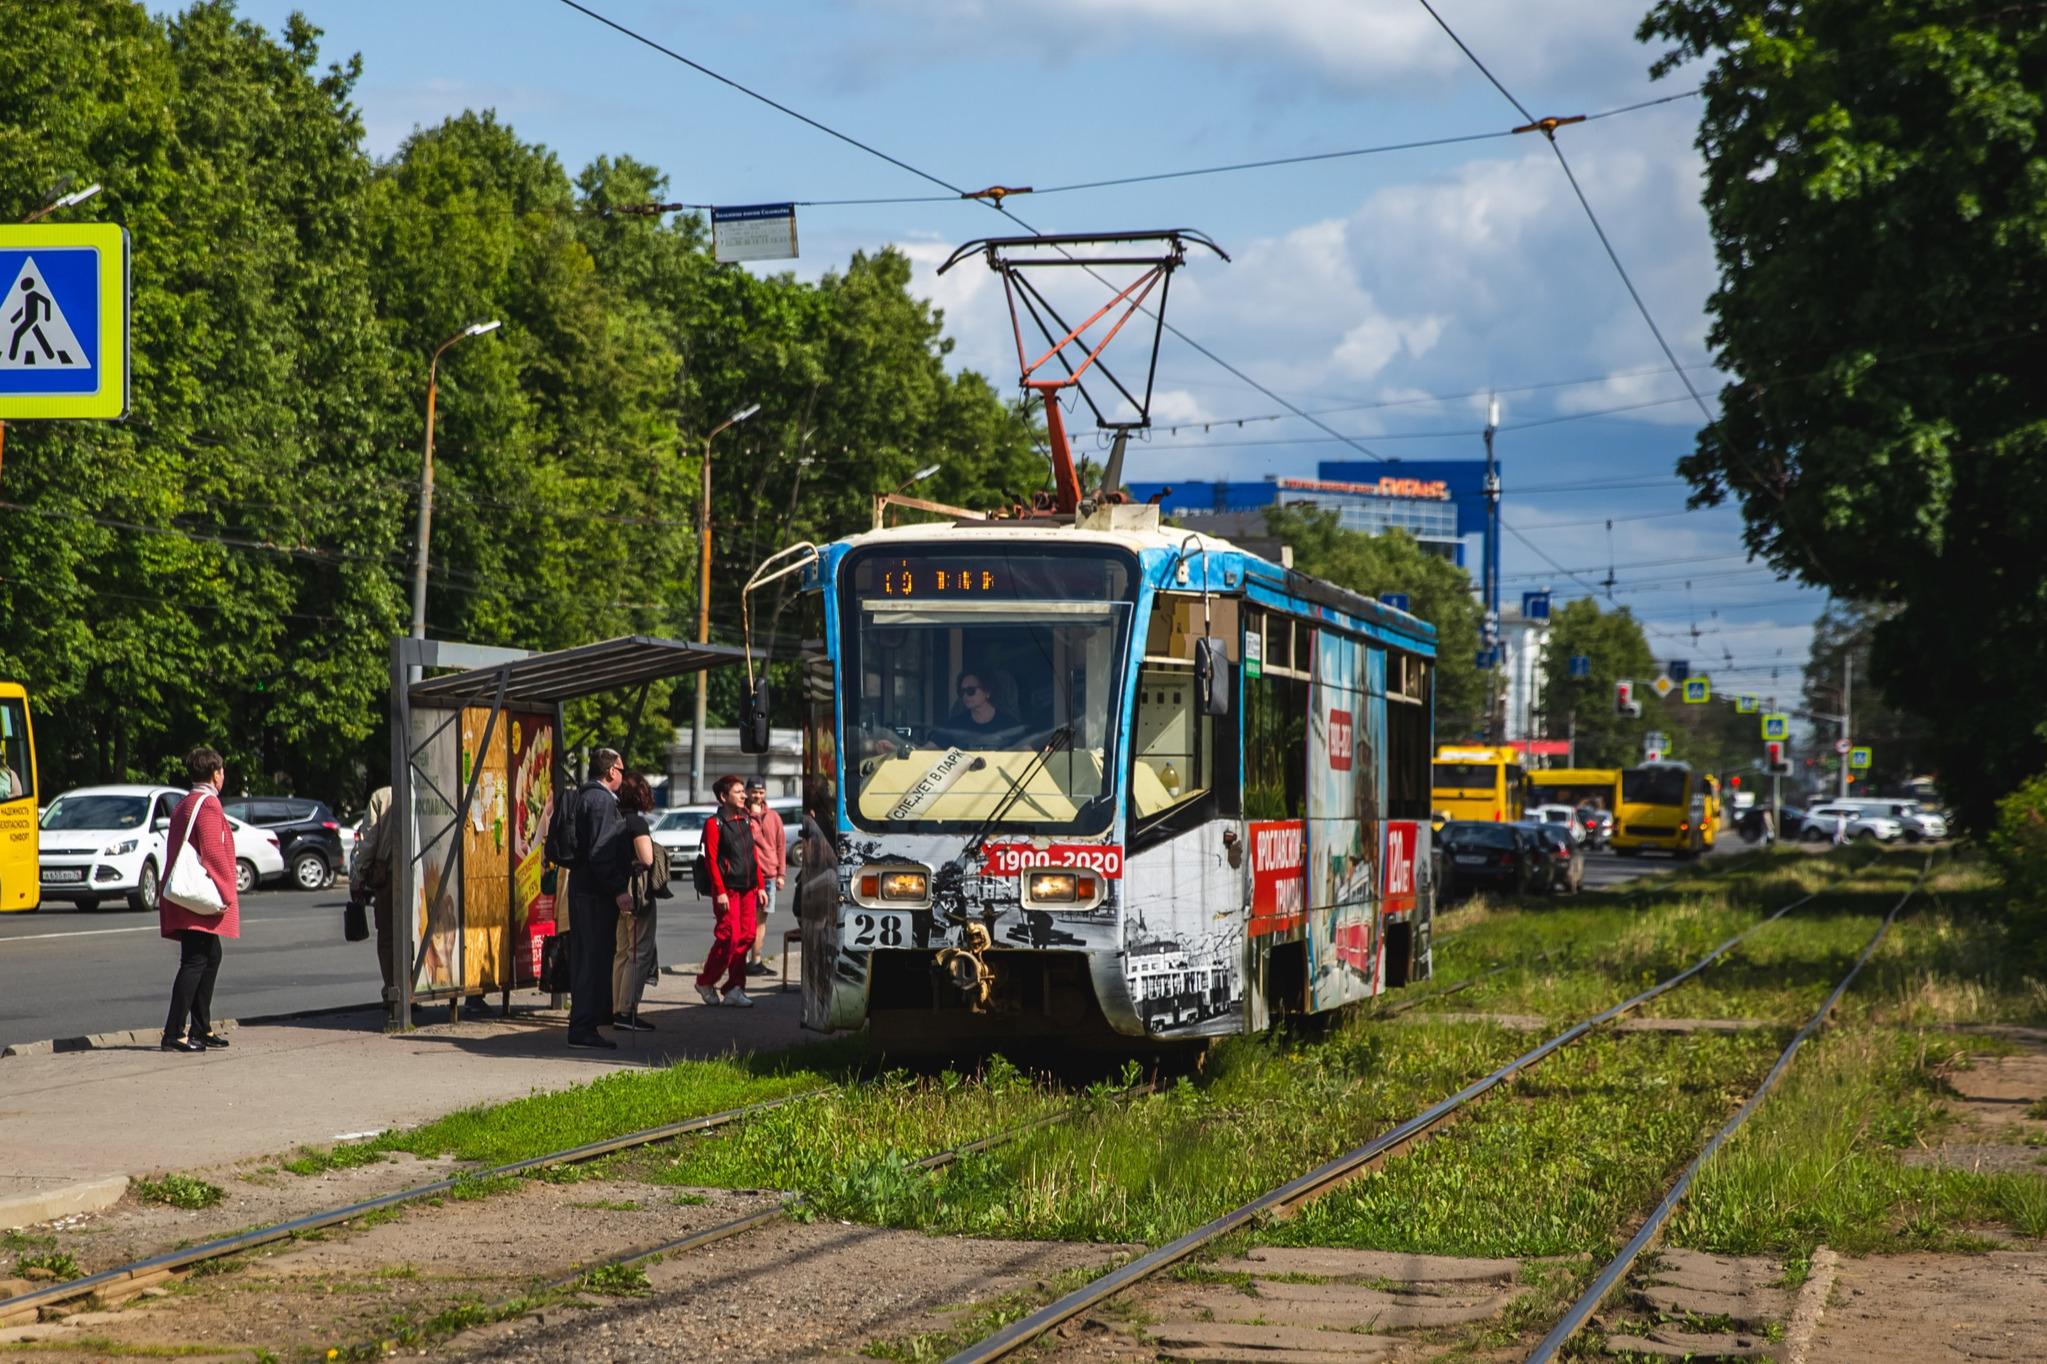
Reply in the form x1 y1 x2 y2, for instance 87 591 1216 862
217 0 1828 712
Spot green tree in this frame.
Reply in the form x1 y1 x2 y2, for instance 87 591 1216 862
0 2 405 797
1537 599 1655 767
1260 507 1486 736
1638 0 2047 831
1799 600 1935 796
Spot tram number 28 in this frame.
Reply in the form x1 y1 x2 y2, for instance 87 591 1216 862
851 911 910 947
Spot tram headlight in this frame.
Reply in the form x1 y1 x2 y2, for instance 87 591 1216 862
878 871 929 902
1027 871 1079 903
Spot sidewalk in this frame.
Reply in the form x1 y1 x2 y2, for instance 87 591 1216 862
0 964 808 1229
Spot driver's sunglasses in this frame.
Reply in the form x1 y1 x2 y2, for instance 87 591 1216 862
958 684 984 697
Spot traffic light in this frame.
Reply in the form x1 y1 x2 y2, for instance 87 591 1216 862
1615 679 1642 718
1729 775 1741 790
1765 741 1790 776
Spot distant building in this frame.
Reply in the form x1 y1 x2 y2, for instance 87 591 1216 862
1128 459 1491 567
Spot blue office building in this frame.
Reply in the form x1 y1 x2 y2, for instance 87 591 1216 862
1127 459 1492 566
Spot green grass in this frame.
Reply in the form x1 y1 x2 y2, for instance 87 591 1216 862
280 1142 386 1177
1671 1027 2047 1255
578 1262 650 1296
13 1248 80 1280
1274 1030 1783 1258
132 1173 224 1210
569 1198 643 1212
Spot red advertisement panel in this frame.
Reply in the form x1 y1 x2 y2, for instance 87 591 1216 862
1332 918 1374 973
1248 819 1306 937
1383 820 1420 917
978 842 1124 879
1327 708 1354 771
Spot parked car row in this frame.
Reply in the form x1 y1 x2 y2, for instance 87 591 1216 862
1774 797 1948 844
1528 802 1613 851
1438 818 1584 898
38 784 288 910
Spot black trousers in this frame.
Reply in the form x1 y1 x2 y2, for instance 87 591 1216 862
165 930 223 1042
566 891 619 1039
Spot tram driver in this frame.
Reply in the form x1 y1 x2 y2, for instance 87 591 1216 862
932 669 1028 747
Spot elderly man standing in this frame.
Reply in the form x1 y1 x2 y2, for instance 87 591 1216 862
351 785 397 996
561 748 633 1050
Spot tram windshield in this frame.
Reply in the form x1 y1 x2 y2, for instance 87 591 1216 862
840 546 1135 835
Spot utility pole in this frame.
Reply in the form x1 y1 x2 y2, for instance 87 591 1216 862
690 402 761 803
1838 654 1852 800
1482 396 1502 738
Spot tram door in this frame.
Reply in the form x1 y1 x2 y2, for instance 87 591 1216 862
1242 609 1311 1027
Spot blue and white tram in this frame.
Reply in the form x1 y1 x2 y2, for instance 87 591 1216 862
755 502 1437 1050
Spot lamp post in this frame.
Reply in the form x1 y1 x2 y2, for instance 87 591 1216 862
873 462 942 527
410 321 502 644
689 402 761 802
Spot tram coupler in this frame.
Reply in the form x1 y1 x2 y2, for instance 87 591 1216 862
936 922 995 1012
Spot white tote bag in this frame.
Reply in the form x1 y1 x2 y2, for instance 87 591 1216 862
161 790 228 916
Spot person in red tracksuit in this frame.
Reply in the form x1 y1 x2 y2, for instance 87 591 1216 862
696 774 762 1008
159 745 240 1053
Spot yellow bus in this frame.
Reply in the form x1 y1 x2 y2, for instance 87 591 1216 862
1527 768 1621 819
1614 761 1706 857
0 682 38 912
1431 745 1525 824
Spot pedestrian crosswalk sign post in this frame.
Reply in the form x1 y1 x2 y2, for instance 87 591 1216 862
1850 746 1871 770
1761 713 1790 741
0 223 129 419
1683 677 1710 704
1736 693 1757 713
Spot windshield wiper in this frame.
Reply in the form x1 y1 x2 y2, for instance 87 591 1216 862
935 724 1074 924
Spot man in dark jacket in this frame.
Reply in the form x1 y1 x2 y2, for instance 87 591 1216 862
695 774 762 1008
564 747 632 1049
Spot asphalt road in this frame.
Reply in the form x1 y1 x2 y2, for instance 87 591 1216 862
0 839 1742 1050
0 884 777 1051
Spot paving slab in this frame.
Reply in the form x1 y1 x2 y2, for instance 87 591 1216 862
0 969 807 1228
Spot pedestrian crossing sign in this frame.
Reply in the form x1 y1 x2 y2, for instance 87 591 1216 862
1683 677 1710 704
1761 712 1790 741
1736 694 1757 713
0 223 129 419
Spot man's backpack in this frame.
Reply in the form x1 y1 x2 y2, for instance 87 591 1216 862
543 784 584 868
691 849 714 897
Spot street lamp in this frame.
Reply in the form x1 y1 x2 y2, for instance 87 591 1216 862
410 321 502 642
690 402 761 802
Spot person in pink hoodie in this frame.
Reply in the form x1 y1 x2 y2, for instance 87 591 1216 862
158 746 239 1053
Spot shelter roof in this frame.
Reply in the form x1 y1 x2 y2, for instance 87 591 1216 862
407 636 751 709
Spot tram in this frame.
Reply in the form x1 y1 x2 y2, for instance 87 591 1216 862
738 229 1438 1050
747 508 1438 1048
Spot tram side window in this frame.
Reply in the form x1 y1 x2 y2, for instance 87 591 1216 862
798 590 836 825
1244 610 1309 820
0 699 29 803
1385 651 1431 821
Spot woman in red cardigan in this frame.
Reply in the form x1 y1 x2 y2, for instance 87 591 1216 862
159 745 239 1053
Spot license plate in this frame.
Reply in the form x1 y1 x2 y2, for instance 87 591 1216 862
1454 855 1487 865
848 910 911 949
41 868 86 884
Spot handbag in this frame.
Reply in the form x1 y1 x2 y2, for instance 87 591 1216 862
343 898 370 942
160 790 228 916
540 932 571 994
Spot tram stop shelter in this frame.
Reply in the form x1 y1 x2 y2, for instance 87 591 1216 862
386 634 750 1030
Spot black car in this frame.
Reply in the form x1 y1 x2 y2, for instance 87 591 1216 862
222 796 344 891
1518 821 1584 893
1439 820 1544 897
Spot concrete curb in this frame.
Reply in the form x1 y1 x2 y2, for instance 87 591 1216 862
0 1000 382 1060
0 1175 129 1231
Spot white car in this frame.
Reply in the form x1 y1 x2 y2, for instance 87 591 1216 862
1530 803 1586 845
1846 799 1948 842
38 784 283 910
1802 803 1904 843
649 798 804 869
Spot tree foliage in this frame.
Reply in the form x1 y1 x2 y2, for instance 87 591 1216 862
1537 598 1655 767
1639 0 2047 830
0 2 1045 803
1260 507 1486 736
1799 599 1934 796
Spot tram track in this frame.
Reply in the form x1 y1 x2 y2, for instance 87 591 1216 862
940 851 1890 1364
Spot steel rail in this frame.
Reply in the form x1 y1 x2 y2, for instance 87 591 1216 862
1523 853 1934 1362
943 854 1878 1364
0 1086 834 1319
546 1100 1099 1292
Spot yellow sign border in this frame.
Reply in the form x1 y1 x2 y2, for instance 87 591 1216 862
0 223 129 419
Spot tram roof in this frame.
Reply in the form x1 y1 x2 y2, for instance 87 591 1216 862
830 517 1436 646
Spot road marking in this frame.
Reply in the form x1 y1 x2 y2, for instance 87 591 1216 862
0 916 299 945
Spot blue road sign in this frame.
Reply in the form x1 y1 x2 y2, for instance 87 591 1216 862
0 223 129 419
1668 659 1691 682
1521 590 1551 621
1568 654 1591 679
1379 592 1410 612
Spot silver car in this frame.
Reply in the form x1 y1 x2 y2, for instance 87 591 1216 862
1802 803 1904 843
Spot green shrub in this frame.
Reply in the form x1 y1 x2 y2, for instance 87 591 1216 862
1988 771 2047 967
